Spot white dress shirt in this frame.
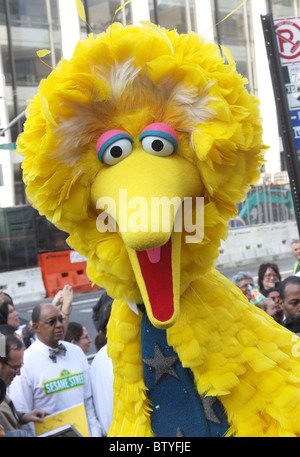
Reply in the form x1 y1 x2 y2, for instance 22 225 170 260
90 344 113 436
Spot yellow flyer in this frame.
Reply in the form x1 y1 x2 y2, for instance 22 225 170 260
34 403 90 437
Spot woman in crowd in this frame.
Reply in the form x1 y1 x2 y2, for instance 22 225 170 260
0 300 20 331
64 322 92 354
258 262 281 296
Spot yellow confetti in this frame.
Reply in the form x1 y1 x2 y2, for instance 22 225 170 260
40 94 58 127
36 49 51 58
36 50 53 70
114 0 133 16
112 0 133 24
75 0 94 34
140 21 174 55
221 45 236 70
215 0 248 28
75 0 86 22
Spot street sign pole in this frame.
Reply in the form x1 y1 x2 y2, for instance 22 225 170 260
261 13 300 238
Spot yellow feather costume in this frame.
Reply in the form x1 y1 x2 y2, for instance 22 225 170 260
17 23 300 436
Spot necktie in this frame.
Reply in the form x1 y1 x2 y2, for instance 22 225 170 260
49 343 67 362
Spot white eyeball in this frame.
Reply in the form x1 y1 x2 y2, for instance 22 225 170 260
102 138 133 165
141 135 175 157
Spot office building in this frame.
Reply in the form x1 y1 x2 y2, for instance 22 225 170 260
0 0 297 207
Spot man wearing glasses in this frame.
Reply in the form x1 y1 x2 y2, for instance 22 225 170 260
0 333 48 436
8 303 101 436
231 271 265 306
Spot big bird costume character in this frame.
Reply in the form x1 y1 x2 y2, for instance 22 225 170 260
17 22 300 437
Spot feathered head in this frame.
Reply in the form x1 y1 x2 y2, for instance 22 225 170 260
18 23 265 328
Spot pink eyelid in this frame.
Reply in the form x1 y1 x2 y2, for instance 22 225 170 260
96 123 178 163
140 123 178 142
96 129 133 163
139 123 178 152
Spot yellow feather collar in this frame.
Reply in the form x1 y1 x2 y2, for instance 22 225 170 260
108 270 300 437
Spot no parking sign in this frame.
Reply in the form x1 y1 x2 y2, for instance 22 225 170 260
262 14 300 233
275 17 300 150
275 18 300 65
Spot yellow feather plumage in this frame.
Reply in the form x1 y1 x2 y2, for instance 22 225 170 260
17 23 300 437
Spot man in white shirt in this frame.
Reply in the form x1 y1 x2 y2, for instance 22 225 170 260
90 344 113 436
9 303 101 436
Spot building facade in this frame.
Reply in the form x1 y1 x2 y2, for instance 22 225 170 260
0 0 297 207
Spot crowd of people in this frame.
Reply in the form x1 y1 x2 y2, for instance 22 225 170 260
0 239 300 437
231 239 300 332
0 285 113 437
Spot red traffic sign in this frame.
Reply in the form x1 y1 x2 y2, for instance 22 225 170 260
274 18 300 65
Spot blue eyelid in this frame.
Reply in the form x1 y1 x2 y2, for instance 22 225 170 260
97 133 133 163
139 130 178 152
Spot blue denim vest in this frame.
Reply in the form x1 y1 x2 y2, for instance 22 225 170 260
141 313 230 437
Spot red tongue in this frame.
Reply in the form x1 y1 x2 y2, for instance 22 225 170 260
136 238 174 322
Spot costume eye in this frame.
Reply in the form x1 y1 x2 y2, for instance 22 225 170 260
102 138 133 165
141 136 175 156
96 130 133 165
139 123 178 157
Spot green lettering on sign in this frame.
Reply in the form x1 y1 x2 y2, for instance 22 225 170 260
43 371 85 395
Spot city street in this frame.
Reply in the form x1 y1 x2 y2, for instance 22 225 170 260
14 254 296 358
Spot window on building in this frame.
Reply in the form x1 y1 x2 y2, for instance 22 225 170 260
213 0 256 94
149 0 195 33
0 0 62 142
13 163 26 205
270 0 298 18
81 0 132 37
0 0 63 206
8 0 48 23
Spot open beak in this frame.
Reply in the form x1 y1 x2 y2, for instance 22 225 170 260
126 230 182 329
91 149 202 329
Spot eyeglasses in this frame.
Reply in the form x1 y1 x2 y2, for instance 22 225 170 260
41 316 65 327
240 283 254 290
3 361 24 372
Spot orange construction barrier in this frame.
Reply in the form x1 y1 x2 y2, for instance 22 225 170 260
38 250 99 297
